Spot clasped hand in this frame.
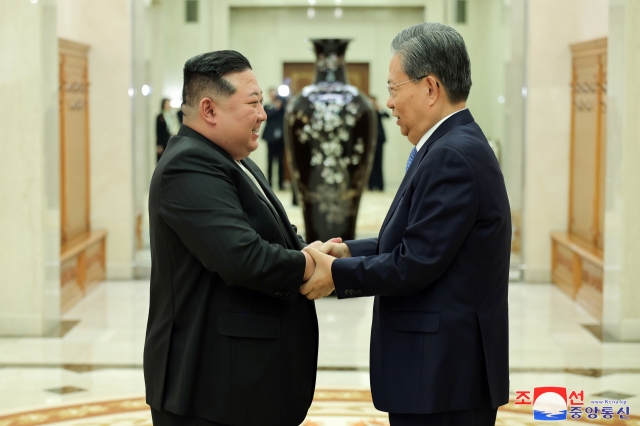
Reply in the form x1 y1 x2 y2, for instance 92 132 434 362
300 238 351 300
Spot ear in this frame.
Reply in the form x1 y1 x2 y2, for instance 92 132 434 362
425 75 442 106
199 97 218 126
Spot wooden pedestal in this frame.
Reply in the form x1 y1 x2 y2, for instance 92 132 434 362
61 231 107 313
551 232 603 320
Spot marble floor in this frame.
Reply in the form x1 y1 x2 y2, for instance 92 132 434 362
2 190 639 424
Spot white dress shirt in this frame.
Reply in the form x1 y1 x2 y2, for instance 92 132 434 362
415 108 467 152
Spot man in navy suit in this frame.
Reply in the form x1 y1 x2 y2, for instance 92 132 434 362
302 23 511 426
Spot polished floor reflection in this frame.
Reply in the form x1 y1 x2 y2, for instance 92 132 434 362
1 280 639 423
1 190 639 424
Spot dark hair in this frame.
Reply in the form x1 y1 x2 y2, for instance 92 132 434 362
182 50 252 109
160 98 170 112
391 23 472 103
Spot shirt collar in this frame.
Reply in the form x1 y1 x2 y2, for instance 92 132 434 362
415 108 467 152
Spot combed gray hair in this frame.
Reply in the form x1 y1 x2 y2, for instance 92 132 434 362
391 23 472 103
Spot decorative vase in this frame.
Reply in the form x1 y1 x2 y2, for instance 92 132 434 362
284 39 377 243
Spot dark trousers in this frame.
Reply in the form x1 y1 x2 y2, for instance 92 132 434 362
368 140 384 190
267 140 284 190
388 407 498 426
150 407 230 426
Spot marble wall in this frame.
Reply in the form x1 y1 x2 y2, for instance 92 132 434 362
522 0 609 282
58 0 135 279
603 0 640 341
0 0 60 335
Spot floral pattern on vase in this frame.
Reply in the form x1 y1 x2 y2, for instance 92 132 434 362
285 39 376 243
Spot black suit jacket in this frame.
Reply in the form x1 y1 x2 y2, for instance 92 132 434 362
332 109 511 414
144 125 318 426
262 103 285 144
156 113 171 149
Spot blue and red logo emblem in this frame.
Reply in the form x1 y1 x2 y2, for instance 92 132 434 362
533 387 568 421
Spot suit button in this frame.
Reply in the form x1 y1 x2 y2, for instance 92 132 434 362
357 289 363 295
285 292 291 297
274 291 280 296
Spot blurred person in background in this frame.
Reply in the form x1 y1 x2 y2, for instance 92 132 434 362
262 87 286 190
368 94 390 191
156 98 180 162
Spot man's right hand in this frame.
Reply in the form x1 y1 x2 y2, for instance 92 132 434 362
304 237 351 259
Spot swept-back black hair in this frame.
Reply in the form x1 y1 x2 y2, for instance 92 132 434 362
182 50 252 110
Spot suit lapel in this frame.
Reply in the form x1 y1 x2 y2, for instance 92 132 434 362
240 159 299 250
378 110 475 238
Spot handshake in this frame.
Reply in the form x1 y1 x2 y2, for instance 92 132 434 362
300 238 352 300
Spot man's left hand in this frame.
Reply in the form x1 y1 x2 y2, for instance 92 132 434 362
300 248 335 300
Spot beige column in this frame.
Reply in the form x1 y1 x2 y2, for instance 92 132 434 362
424 0 445 23
0 0 61 335
602 0 640 341
211 0 230 50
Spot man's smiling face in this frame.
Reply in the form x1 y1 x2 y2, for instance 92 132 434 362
215 69 266 160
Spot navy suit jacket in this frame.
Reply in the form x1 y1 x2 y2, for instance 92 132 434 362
332 109 511 414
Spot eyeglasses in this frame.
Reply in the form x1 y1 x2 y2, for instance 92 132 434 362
387 76 427 96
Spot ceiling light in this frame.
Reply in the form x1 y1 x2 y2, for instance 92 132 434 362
278 85 290 97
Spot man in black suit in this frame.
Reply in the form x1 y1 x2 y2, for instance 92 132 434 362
144 50 319 426
302 23 511 426
367 95 390 191
262 88 286 190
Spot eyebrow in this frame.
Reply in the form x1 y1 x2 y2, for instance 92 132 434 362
249 91 262 97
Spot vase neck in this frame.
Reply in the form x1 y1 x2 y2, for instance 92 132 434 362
314 53 347 84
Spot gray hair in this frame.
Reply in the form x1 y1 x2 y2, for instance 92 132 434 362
391 23 472 103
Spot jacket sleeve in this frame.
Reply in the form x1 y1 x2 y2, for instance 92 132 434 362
332 145 479 298
158 150 306 301
345 238 378 257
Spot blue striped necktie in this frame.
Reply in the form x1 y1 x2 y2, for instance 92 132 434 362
405 147 417 172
